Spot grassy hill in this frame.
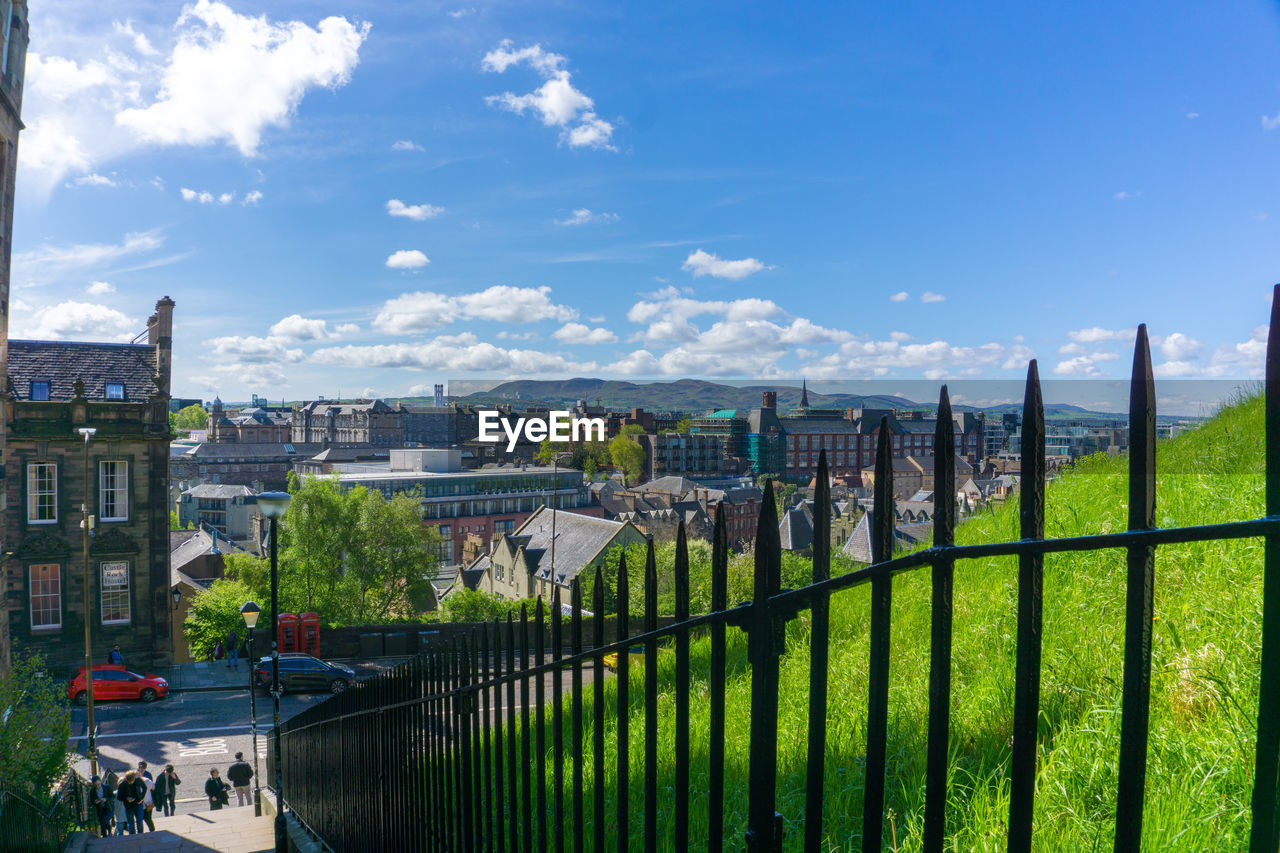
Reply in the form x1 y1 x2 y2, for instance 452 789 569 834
538 391 1265 850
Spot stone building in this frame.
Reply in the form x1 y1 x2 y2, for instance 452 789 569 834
176 483 258 541
291 399 402 445
2 297 175 674
206 400 290 443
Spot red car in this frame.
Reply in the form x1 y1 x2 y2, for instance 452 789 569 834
67 664 169 705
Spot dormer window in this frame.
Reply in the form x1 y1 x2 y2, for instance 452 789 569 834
105 383 125 400
30 381 50 401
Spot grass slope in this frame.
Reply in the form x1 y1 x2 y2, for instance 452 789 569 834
510 393 1264 851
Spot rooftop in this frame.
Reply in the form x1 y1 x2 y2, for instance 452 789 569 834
8 340 158 402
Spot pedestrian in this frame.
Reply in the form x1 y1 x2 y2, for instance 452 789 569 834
138 766 157 832
205 768 230 811
226 628 240 669
89 776 113 838
213 639 224 661
153 764 181 817
107 644 124 666
111 788 127 836
115 770 146 834
227 751 254 807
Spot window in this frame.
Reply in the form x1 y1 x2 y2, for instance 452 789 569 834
30 564 60 629
99 461 128 521
105 383 125 400
101 562 130 625
30 381 50 401
27 463 56 523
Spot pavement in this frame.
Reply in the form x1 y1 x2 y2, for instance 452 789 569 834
157 655 409 693
79 809 275 852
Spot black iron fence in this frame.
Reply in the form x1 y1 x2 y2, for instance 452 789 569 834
0 771 91 853
277 291 1280 852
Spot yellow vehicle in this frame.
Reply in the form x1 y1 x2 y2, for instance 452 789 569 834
602 645 645 670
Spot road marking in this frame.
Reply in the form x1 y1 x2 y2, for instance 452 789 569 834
70 724 252 741
179 737 228 757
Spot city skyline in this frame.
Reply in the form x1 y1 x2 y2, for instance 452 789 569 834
12 1 1280 401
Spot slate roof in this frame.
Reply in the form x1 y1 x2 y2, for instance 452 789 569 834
635 475 700 495
170 527 248 573
779 505 814 551
840 511 932 564
184 442 324 460
514 508 636 584
182 484 256 500
8 340 157 402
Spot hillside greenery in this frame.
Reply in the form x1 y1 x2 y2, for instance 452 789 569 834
504 391 1266 850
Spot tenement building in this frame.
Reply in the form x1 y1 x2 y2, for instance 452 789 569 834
2 298 175 674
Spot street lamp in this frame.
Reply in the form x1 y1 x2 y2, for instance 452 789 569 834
240 600 263 816
77 426 97 779
256 491 291 853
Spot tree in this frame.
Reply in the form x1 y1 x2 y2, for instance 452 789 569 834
620 424 647 438
610 434 646 485
534 438 556 465
0 653 71 799
175 404 209 431
183 578 258 660
342 490 442 622
439 589 534 623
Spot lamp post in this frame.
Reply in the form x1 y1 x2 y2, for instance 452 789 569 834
256 491 291 853
77 426 97 779
240 600 263 816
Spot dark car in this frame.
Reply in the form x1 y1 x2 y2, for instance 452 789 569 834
254 654 355 695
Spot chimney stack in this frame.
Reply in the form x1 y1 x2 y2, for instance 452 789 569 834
150 296 174 396
762 391 777 410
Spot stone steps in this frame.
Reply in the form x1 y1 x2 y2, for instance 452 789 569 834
82 808 274 853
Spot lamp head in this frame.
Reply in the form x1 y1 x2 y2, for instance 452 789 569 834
171 587 181 606
256 491 291 520
78 427 97 440
240 600 261 629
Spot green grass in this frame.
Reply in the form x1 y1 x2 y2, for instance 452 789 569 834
498 392 1266 851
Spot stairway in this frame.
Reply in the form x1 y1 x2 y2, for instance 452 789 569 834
81 809 275 853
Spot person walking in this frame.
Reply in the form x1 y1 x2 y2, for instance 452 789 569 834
205 768 230 811
115 770 146 834
153 765 181 817
138 765 157 832
107 644 124 666
227 752 254 807
89 776 113 838
226 628 240 669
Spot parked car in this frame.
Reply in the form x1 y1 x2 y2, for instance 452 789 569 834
253 654 356 695
602 645 646 671
67 665 168 705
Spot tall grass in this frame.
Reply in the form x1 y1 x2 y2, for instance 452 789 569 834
501 393 1265 851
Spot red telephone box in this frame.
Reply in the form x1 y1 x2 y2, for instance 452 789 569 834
299 612 321 656
277 612 300 653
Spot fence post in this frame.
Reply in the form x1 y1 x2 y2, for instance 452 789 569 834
1008 360 1046 852
709 505 728 853
746 478 784 853
863 418 896 851
804 451 832 851
1251 284 1280 851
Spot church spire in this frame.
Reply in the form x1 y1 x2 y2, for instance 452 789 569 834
799 378 810 409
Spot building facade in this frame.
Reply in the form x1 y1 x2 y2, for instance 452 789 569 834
2 298 175 674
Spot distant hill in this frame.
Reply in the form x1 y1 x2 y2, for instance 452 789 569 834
451 378 916 414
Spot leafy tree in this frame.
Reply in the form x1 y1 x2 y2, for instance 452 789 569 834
609 434 646 485
175 404 209 431
439 589 535 622
278 475 353 617
583 455 598 481
168 411 179 436
183 578 257 660
342 490 442 622
0 653 71 799
534 438 556 465
620 424 647 438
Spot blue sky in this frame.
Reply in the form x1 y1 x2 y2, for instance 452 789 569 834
12 0 1280 405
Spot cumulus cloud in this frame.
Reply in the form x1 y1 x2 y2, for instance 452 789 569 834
386 249 430 269
86 281 115 295
387 199 444 221
681 249 769 281
890 291 909 302
801 339 1036 381
242 190 263 206
373 285 578 335
553 322 617 344
1160 332 1202 362
1264 112 1280 131
556 208 618 226
74 173 117 187
312 336 595 375
921 291 946 303
267 314 355 342
204 334 304 364
1053 351 1119 377
391 139 424 151
482 40 616 150
22 3 369 192
181 187 234 204
1068 327 1136 344
16 301 140 342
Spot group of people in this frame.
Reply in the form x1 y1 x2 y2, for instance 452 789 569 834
87 761 177 837
212 629 243 669
86 752 256 837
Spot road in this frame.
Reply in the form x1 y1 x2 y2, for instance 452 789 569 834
67 657 602 816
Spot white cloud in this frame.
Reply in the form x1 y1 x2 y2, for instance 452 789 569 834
386 249 430 269
1053 351 1119 377
554 322 617 344
387 199 445 221
1114 190 1142 201
1067 327 1136 344
312 337 595 375
482 40 616 150
1187 112 1200 119
13 230 165 282
890 291 909 302
889 331 912 342
556 208 619 226
921 291 945 303
242 190 263 206
807 339 1035 380
267 314 355 342
74 172 117 187
1160 332 1202 362
447 8 477 19
681 249 769 281
22 3 369 192
16 301 140 342
1264 112 1280 131
372 285 578 335
204 334 304 364
391 139 424 151
86 281 115 296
